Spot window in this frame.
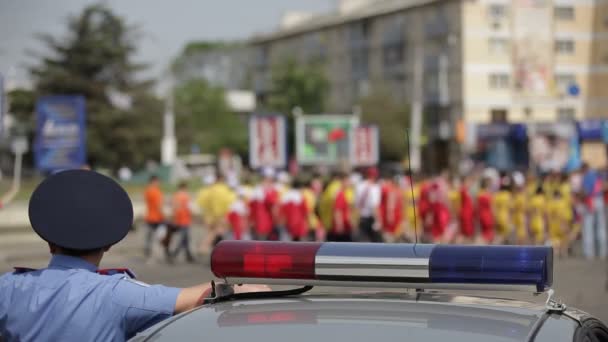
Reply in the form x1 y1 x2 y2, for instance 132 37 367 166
488 38 509 54
555 39 575 55
489 73 510 89
555 73 576 91
491 109 508 123
382 16 406 79
557 108 576 121
488 4 507 20
555 6 575 21
350 20 371 80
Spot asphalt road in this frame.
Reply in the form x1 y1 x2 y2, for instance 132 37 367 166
1 227 607 324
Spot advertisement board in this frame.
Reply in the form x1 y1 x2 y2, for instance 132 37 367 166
350 125 379 166
512 0 553 98
248 115 286 169
296 115 359 165
34 96 87 171
529 122 577 172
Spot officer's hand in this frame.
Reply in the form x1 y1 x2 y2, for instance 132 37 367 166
234 284 271 293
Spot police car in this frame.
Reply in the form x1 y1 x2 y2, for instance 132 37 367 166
130 241 608 342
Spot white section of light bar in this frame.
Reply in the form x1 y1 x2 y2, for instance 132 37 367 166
315 255 429 279
223 277 540 293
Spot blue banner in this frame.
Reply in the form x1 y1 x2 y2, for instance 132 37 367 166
34 96 86 171
577 119 604 141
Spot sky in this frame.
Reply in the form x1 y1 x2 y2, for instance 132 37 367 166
0 0 335 89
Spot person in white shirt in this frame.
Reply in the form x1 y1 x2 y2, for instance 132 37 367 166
356 167 382 242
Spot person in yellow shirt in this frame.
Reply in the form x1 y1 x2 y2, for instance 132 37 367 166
526 172 539 198
559 173 572 205
319 172 342 231
402 177 420 242
493 177 513 244
303 178 323 241
542 172 560 198
195 173 236 254
547 190 571 256
511 173 528 245
528 186 547 245
448 177 460 221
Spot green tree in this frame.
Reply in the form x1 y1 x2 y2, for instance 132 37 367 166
7 89 36 135
174 79 247 155
7 89 36 166
359 88 410 161
28 4 162 170
265 58 329 154
267 58 329 115
171 40 234 76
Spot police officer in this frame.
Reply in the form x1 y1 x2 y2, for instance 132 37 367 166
0 170 263 341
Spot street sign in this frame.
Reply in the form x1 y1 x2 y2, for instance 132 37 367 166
296 114 359 165
350 125 379 167
249 115 287 169
568 83 580 97
34 96 87 171
11 136 28 155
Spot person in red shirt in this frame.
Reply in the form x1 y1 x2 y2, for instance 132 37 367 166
280 178 309 241
418 178 432 239
250 169 280 240
428 182 451 243
458 175 475 243
227 188 250 240
143 175 164 258
170 182 194 263
379 172 404 242
477 177 495 244
329 172 353 242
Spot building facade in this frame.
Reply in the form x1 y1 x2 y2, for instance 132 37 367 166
250 0 608 170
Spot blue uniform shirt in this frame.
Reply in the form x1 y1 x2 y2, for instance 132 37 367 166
0 254 181 342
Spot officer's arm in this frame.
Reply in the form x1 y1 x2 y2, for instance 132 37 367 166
174 283 212 314
175 283 270 314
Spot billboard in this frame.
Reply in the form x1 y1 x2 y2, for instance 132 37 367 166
350 125 379 166
34 96 87 172
296 115 359 165
249 115 286 169
512 0 553 98
529 122 576 173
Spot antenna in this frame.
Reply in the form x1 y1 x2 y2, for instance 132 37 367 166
405 129 418 246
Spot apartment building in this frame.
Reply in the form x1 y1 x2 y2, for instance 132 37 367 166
249 0 608 169
252 0 607 119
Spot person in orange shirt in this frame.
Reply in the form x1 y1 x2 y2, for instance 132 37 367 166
143 175 164 258
170 182 194 263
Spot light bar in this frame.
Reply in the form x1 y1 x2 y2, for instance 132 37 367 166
211 242 553 292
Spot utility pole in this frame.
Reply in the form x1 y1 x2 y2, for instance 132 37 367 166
409 44 424 173
438 52 452 172
161 74 176 166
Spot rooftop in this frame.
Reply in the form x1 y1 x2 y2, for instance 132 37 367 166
250 0 441 43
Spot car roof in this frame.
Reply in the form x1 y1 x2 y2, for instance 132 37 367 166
133 291 579 342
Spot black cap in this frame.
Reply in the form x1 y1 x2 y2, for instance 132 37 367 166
28 170 134 250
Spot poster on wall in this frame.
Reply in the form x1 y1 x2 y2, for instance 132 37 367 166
350 125 379 167
249 115 286 169
529 122 577 173
512 0 553 98
296 114 359 165
34 96 87 172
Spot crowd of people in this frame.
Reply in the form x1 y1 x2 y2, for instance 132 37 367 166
142 163 608 263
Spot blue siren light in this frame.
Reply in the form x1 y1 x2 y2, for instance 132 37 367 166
211 241 553 292
429 245 553 293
